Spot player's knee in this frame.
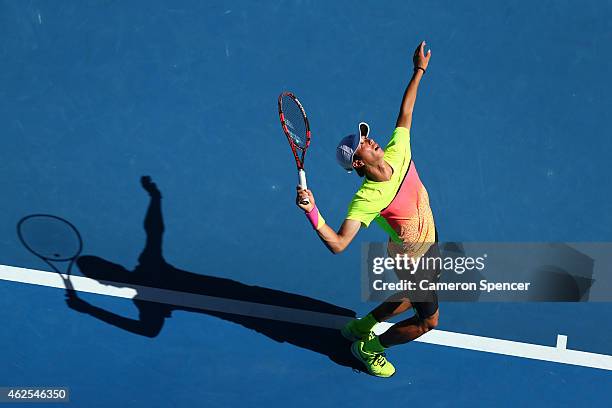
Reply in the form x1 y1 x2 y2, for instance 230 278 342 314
422 312 439 331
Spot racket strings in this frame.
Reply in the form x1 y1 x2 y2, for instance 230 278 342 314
281 96 308 150
18 216 82 261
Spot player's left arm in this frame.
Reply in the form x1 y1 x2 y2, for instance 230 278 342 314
396 41 431 130
296 188 361 254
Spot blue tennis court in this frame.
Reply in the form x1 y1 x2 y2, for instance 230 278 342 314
1 1 611 406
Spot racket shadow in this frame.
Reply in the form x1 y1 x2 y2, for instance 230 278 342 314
69 176 365 374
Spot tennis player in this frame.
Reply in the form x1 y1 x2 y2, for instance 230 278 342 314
296 41 438 377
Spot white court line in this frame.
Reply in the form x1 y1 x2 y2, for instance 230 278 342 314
556 334 568 350
1 264 611 371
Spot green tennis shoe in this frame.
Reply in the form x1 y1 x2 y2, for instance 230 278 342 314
351 336 396 378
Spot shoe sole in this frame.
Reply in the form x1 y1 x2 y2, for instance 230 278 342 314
350 342 395 378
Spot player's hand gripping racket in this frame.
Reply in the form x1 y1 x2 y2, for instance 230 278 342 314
17 214 83 297
278 91 311 205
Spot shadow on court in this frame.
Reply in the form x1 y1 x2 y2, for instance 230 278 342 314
42 176 365 373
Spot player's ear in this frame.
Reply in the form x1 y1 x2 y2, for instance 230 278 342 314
352 159 365 171
353 160 366 177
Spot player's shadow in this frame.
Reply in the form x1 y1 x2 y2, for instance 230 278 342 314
67 176 363 373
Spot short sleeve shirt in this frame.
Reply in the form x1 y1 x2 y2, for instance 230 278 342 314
346 127 436 257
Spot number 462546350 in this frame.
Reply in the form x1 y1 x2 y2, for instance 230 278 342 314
2 387 68 402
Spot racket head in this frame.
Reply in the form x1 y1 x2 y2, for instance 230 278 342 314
278 92 311 168
17 214 83 262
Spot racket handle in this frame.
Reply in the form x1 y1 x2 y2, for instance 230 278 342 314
298 169 310 205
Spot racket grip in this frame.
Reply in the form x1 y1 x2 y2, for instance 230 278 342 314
298 169 310 205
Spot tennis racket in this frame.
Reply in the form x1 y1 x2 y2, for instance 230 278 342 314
17 214 83 295
278 91 312 205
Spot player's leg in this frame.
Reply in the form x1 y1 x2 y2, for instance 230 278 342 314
350 294 439 378
340 296 412 342
379 305 439 346
341 238 418 342
371 297 412 321
376 236 441 345
349 235 440 376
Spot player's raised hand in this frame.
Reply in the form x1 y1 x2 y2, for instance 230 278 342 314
141 175 162 198
413 41 431 72
296 186 315 212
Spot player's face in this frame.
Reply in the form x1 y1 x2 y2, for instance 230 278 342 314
355 135 384 164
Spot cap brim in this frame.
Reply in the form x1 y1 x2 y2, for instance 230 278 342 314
359 122 370 138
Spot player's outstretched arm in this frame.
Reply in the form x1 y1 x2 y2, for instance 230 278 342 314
395 41 431 130
296 187 361 254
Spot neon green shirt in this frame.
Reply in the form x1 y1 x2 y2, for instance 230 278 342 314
346 127 436 255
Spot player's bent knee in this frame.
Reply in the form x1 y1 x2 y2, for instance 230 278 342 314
423 313 439 330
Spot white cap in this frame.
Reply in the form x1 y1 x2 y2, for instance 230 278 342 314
335 122 370 172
